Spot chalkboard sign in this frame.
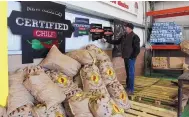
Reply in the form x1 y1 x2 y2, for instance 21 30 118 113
114 20 126 40
8 1 74 63
73 17 90 37
90 23 104 41
103 27 113 40
112 20 127 57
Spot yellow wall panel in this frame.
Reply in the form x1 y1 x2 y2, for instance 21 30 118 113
0 1 8 107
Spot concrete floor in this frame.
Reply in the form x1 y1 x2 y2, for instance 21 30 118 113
182 104 189 117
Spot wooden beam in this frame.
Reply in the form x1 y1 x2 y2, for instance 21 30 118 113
154 12 189 19
152 45 181 50
146 6 189 17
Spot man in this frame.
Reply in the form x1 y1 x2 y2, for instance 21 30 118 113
106 23 140 95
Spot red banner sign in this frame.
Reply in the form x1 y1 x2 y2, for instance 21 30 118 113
33 29 57 39
110 1 129 9
90 29 104 33
104 32 113 35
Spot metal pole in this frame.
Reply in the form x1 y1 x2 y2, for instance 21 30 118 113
144 1 148 43
144 1 148 76
178 80 183 117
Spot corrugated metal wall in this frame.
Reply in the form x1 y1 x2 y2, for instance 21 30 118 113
153 2 189 65
154 1 189 41
184 27 189 40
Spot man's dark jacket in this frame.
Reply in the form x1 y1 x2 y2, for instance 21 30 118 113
107 31 140 59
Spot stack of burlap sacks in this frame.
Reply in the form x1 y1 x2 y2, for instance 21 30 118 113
180 40 189 55
180 40 189 72
1 44 130 117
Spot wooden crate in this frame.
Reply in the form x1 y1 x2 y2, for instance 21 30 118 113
125 101 176 117
134 85 178 106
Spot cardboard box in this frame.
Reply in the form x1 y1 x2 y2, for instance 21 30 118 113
152 57 168 69
169 57 185 69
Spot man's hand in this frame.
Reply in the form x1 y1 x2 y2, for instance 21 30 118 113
102 38 107 43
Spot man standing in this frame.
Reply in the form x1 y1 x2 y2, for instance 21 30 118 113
106 23 140 95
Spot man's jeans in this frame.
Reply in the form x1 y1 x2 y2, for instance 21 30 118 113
124 58 136 93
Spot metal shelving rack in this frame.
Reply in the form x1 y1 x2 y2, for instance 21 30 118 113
145 5 189 76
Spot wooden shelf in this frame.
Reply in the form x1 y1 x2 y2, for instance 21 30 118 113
153 68 183 70
146 6 187 77
146 6 189 19
151 45 181 50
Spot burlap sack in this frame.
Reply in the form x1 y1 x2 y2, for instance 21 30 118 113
107 81 130 111
7 70 34 115
45 70 83 99
89 95 125 117
8 104 34 117
40 45 81 77
32 103 66 117
63 100 73 117
73 74 83 89
80 64 110 97
98 60 117 85
66 49 96 65
9 68 25 85
66 92 93 117
183 63 189 72
180 40 189 55
23 66 66 109
86 44 111 62
45 70 76 91
23 66 44 79
0 106 7 117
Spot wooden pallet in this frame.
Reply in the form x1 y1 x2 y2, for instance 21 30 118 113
154 79 178 88
122 85 143 95
124 77 161 99
134 85 178 106
125 101 177 117
134 76 160 88
122 76 160 89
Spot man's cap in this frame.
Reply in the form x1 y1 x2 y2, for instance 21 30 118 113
125 23 134 30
